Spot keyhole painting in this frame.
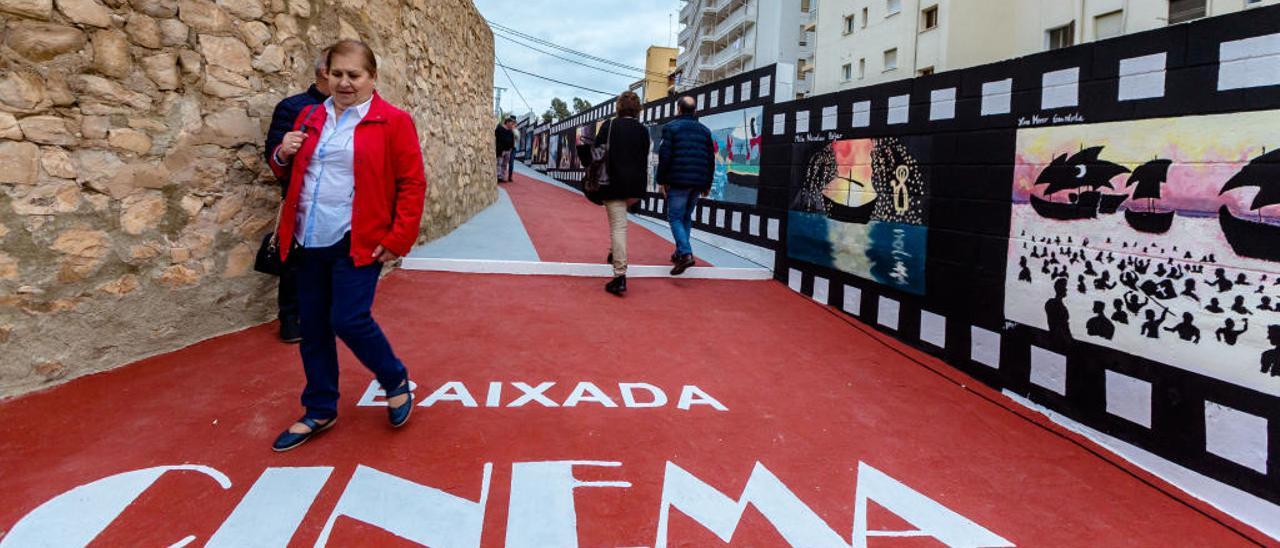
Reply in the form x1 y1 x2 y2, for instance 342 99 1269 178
787 137 931 295
1005 111 1280 394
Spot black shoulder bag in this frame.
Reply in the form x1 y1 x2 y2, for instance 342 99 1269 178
582 117 614 205
255 104 320 276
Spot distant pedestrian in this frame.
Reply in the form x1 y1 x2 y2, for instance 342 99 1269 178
577 91 650 296
267 40 426 452
657 96 715 275
263 49 330 343
496 115 516 182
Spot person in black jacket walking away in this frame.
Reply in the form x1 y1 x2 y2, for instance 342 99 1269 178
263 50 330 343
495 116 516 182
579 91 650 296
657 96 715 276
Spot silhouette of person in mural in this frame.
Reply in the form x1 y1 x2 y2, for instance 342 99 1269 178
1120 270 1140 290
1125 291 1149 314
1155 263 1168 277
1140 308 1170 339
1094 270 1117 291
1165 312 1201 343
1231 295 1253 316
1084 261 1098 276
1018 256 1032 282
1086 301 1115 340
1140 278 1177 300
1206 297 1225 313
1207 268 1233 293
1077 275 1088 294
1111 298 1130 324
1216 318 1248 346
1260 296 1274 312
1235 273 1251 286
1041 260 1052 275
1181 279 1200 302
1045 278 1072 342
1262 325 1280 376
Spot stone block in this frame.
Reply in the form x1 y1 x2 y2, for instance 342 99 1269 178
179 0 231 33
0 70 46 112
5 21 86 62
0 141 40 184
18 115 77 145
108 128 152 153
217 0 260 20
56 0 112 27
141 51 180 90
199 34 252 74
91 29 133 78
0 0 52 20
126 12 162 49
129 0 174 17
0 113 22 140
40 147 76 178
158 18 188 46
119 191 166 234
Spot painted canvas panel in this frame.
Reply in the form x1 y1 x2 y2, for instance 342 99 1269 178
787 137 931 295
644 106 764 204
1006 111 1280 395
548 133 559 170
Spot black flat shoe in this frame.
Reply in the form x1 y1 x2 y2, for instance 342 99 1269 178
386 380 413 428
271 416 335 452
605 275 626 296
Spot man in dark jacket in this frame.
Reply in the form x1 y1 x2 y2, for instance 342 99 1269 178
657 96 715 275
495 116 516 182
262 51 329 343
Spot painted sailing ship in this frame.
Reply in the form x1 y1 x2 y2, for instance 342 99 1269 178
1123 159 1175 234
822 167 876 224
1030 146 1131 220
1219 148 1280 262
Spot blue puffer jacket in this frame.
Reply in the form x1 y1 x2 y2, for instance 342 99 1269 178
657 114 715 190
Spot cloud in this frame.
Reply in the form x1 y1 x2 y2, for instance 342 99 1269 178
473 0 683 118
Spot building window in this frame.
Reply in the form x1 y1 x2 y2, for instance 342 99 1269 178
1168 0 1207 23
884 48 898 71
858 58 866 78
1046 22 1075 50
918 66 934 76
862 7 869 27
1095 10 1123 39
842 63 853 81
843 14 855 34
922 5 938 30
887 0 902 16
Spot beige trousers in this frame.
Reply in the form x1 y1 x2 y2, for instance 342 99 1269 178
604 199 628 276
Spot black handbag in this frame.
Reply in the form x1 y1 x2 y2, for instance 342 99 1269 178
582 117 614 204
255 104 319 276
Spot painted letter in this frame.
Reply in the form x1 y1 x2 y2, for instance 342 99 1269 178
676 385 728 411
851 461 1011 548
562 382 618 407
619 383 668 408
207 467 332 547
2 465 231 548
506 461 632 547
419 381 478 407
315 464 493 548
508 381 559 407
485 381 502 407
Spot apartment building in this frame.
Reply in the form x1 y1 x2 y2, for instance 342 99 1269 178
628 46 679 103
812 0 1280 94
674 0 810 97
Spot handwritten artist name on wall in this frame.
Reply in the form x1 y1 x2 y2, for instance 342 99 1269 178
1018 112 1085 127
787 136 931 295
1006 111 1280 394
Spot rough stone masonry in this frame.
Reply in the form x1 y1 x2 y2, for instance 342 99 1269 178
0 0 496 397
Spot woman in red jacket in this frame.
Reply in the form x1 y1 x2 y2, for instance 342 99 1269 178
268 40 427 452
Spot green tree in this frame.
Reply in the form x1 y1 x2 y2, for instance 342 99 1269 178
541 110 554 124
571 97 593 113
548 97 572 120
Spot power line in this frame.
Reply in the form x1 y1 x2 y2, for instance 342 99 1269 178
494 33 645 82
494 52 534 116
487 19 702 87
494 63 617 97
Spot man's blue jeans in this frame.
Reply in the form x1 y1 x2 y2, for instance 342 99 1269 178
295 234 408 420
665 187 700 256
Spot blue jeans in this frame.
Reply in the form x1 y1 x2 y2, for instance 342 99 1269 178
295 234 407 420
665 187 700 256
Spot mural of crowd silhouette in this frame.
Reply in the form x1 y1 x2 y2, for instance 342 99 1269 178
1017 234 1280 377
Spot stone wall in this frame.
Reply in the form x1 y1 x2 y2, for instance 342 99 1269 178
0 0 495 397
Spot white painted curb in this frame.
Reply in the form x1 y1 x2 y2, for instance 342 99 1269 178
400 258 773 280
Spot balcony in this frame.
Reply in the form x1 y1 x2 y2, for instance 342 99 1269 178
679 0 694 23
707 7 753 44
704 45 753 72
678 25 692 45
801 6 818 32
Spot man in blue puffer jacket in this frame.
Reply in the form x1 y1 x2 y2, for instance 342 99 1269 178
657 96 715 275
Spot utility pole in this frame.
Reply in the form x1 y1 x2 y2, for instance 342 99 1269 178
493 86 506 118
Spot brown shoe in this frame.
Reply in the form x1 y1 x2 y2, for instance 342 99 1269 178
670 254 695 276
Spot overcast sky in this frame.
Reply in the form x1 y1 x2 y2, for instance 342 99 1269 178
472 0 684 119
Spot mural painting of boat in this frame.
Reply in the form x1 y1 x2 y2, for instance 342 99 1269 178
1030 146 1130 220
1123 158 1175 234
822 168 876 224
1218 148 1280 262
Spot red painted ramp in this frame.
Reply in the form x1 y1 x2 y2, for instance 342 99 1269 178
0 271 1264 546
504 173 709 267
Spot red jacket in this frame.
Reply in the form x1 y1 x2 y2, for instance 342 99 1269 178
270 92 427 267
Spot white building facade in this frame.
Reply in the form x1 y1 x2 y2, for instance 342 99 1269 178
811 0 1280 95
675 0 812 98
